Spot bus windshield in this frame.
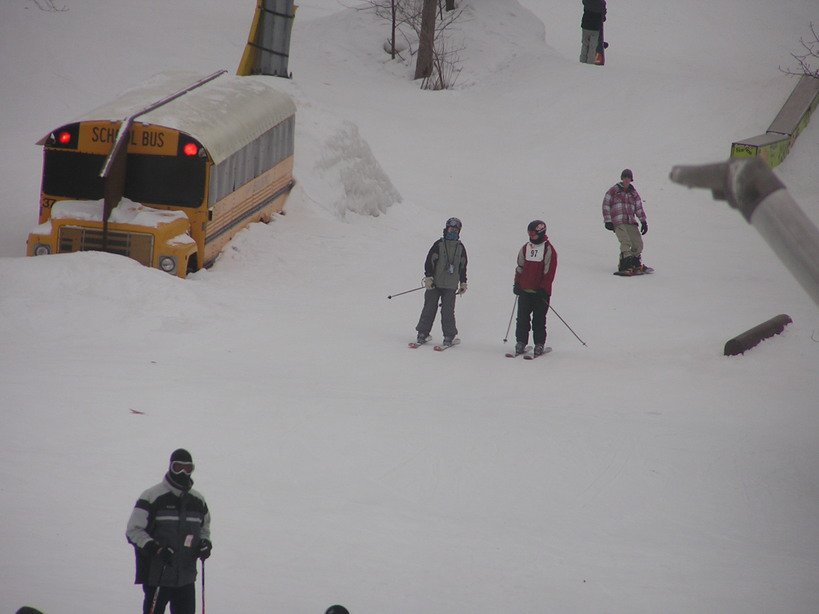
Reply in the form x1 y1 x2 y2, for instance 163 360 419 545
42 150 206 207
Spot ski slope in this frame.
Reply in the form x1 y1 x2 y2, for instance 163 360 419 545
1 1 818 612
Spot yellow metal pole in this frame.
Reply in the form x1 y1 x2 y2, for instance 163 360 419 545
236 0 263 75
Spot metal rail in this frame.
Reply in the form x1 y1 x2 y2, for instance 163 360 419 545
97 70 227 248
670 157 819 308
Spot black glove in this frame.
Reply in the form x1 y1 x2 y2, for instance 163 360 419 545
142 540 162 558
513 283 520 296
604 222 614 231
198 538 212 561
144 540 175 564
536 289 550 301
160 546 175 565
640 220 648 235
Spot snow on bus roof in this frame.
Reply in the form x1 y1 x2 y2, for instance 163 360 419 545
41 71 296 165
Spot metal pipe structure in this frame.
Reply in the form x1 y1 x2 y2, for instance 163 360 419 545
669 157 819 308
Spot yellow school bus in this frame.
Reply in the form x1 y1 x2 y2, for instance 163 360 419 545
27 70 296 276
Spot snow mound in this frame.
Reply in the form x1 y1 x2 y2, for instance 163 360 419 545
314 120 402 219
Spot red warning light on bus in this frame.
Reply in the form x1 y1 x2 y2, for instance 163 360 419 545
58 131 72 145
182 142 198 157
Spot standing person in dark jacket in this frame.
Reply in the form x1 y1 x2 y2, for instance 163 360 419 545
415 217 468 347
513 220 558 356
126 449 212 614
602 168 650 274
580 0 606 64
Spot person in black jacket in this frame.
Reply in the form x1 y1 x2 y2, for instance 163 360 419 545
414 217 468 347
580 0 607 64
126 449 212 614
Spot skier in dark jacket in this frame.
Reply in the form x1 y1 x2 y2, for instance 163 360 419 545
126 449 212 614
415 217 468 347
513 220 557 356
580 0 606 64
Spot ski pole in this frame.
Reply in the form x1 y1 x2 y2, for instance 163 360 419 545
548 303 587 346
149 564 167 614
387 285 424 299
201 559 206 614
503 296 518 342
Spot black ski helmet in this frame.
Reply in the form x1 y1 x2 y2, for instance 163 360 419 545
527 219 547 244
170 448 193 465
443 217 462 239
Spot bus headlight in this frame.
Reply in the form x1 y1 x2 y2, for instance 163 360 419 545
33 244 51 256
158 255 177 274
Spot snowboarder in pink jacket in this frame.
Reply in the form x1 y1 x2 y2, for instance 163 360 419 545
602 169 650 274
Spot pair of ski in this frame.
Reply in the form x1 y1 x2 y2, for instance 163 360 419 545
408 338 460 352
408 339 552 359
505 345 553 360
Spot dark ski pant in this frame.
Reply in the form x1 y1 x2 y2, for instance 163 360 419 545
142 583 195 614
516 292 548 346
416 287 458 339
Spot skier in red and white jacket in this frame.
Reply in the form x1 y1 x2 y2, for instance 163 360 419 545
513 220 557 356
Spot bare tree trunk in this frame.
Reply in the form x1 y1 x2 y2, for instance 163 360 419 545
390 0 397 59
414 0 437 79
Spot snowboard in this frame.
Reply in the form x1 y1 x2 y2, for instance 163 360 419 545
594 24 606 65
613 266 654 277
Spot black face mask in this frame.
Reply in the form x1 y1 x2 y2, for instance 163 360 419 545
167 469 193 491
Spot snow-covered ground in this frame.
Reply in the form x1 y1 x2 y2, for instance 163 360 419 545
1 1 818 612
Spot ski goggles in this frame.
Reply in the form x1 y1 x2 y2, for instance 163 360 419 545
170 461 195 475
445 217 462 231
